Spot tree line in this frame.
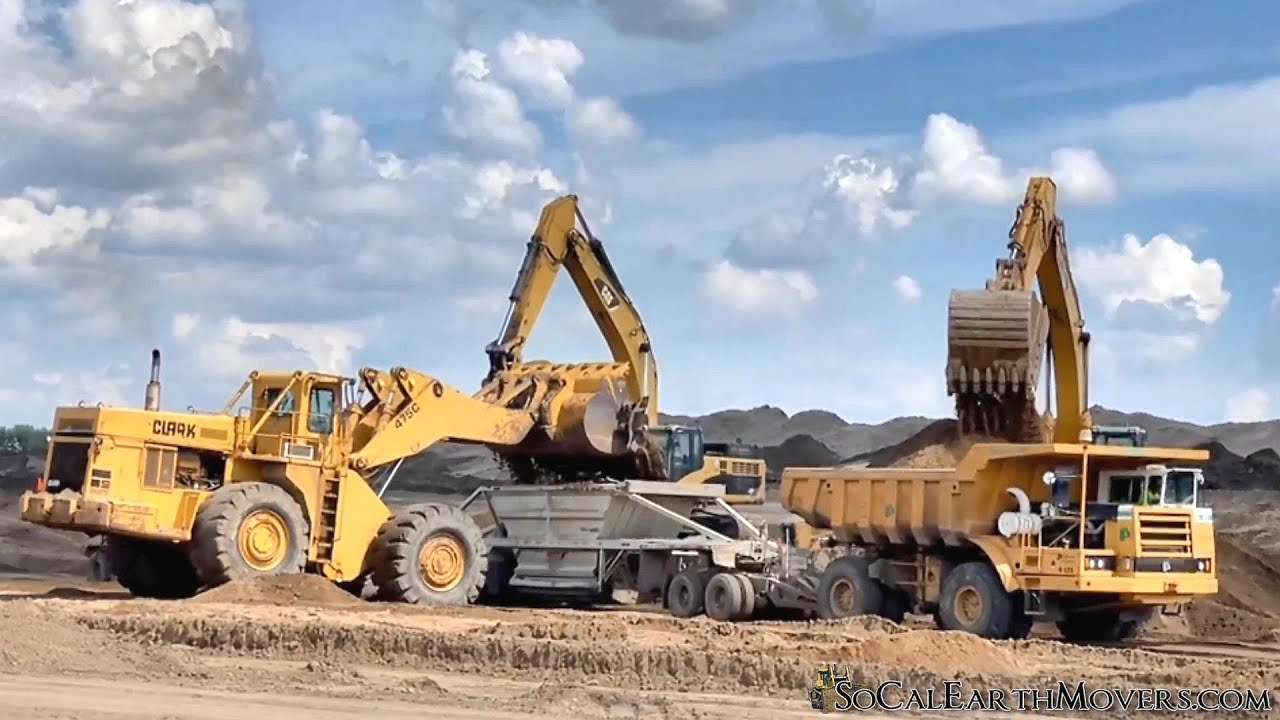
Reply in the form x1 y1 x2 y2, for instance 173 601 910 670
0 425 49 454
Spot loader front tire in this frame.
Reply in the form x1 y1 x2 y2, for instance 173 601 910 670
190 482 309 588
106 536 201 599
371 503 488 605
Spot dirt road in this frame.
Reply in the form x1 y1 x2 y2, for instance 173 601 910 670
1 576 1277 720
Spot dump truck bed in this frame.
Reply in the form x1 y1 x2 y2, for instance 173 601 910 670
778 442 1211 548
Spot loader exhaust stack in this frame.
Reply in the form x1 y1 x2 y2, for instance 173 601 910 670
144 348 161 411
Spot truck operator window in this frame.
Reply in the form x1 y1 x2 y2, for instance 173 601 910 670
309 388 335 434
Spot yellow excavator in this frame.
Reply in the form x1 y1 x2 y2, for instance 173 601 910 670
476 194 768 505
946 175 1093 444
19 195 762 601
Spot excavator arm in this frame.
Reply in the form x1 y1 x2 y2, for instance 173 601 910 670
483 194 658 426
945 176 1093 444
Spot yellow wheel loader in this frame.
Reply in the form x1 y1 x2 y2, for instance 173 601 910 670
19 195 765 601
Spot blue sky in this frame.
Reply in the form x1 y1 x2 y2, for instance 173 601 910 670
0 0 1277 427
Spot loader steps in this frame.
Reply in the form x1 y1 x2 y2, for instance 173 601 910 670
315 476 341 563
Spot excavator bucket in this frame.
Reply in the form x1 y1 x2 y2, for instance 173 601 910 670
945 288 1049 442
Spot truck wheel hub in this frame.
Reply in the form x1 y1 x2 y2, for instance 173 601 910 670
239 510 288 571
955 586 984 625
829 579 856 614
419 535 465 591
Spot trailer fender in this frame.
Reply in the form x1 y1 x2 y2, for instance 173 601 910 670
966 537 1020 593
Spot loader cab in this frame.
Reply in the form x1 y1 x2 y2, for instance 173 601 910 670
245 372 346 461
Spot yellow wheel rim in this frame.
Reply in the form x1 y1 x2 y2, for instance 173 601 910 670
237 509 289 572
955 586 984 626
419 533 466 591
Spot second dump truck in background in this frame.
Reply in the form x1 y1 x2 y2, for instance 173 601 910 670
779 439 1218 641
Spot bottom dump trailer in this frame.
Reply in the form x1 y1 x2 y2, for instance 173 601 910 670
778 441 1220 641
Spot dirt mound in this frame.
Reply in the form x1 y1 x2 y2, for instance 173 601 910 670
190 574 364 608
845 419 1000 469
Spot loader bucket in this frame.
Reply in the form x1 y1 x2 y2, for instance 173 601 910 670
945 288 1048 441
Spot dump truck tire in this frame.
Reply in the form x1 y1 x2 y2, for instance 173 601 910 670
371 503 488 605
666 569 707 618
106 536 201 599
732 573 756 620
937 561 1013 638
1056 607 1154 643
190 482 309 588
704 572 745 621
816 556 883 620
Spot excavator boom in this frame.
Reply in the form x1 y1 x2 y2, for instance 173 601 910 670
945 177 1092 444
484 195 657 426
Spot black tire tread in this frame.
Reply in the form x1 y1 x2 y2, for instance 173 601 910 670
816 556 884 620
370 503 488 605
189 482 309 588
938 560 1013 638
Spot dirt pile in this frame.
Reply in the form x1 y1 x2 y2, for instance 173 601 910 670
844 419 1000 469
190 574 364 608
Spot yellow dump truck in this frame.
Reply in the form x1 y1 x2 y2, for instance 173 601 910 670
777 440 1217 642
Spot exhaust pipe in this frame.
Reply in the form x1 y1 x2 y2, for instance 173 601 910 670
144 348 161 411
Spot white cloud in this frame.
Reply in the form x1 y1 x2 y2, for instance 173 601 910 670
171 312 200 340
1074 233 1229 325
1226 388 1272 423
729 153 914 268
441 49 543 156
700 259 817 317
494 31 583 110
567 96 640 146
1050 75 1280 192
188 315 367 380
911 113 1119 206
892 275 921 303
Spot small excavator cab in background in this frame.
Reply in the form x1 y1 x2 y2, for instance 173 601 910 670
647 425 766 504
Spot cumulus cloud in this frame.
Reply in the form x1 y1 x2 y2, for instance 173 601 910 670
724 112 1115 275
1225 387 1272 423
1074 233 1229 326
728 153 914 268
0 1 638 387
911 114 1119 206
700 259 818 317
892 275 921 303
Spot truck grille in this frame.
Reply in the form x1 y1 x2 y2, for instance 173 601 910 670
1136 511 1192 556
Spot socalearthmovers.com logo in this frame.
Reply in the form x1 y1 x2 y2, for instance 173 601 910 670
809 664 868 712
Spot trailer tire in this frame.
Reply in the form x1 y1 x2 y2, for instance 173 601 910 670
1057 607 1154 643
480 549 516 604
106 536 201 599
937 561 1013 638
704 572 745 621
817 556 883 620
371 503 488 605
732 574 756 621
190 482 309 588
666 570 707 618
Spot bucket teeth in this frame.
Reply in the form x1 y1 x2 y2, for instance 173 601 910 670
947 287 1048 443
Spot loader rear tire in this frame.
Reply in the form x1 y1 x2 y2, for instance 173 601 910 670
106 536 201 599
817 556 883 620
190 482 309 588
937 561 1013 639
371 503 488 605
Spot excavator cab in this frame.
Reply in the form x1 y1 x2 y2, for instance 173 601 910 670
647 425 704 481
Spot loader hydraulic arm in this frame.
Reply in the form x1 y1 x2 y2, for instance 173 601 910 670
483 194 658 427
343 367 536 472
946 176 1093 444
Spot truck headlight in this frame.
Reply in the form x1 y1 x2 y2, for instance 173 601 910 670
1122 557 1133 571
1197 559 1210 572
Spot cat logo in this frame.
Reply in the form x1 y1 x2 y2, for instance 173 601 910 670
152 420 197 439
593 278 620 310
